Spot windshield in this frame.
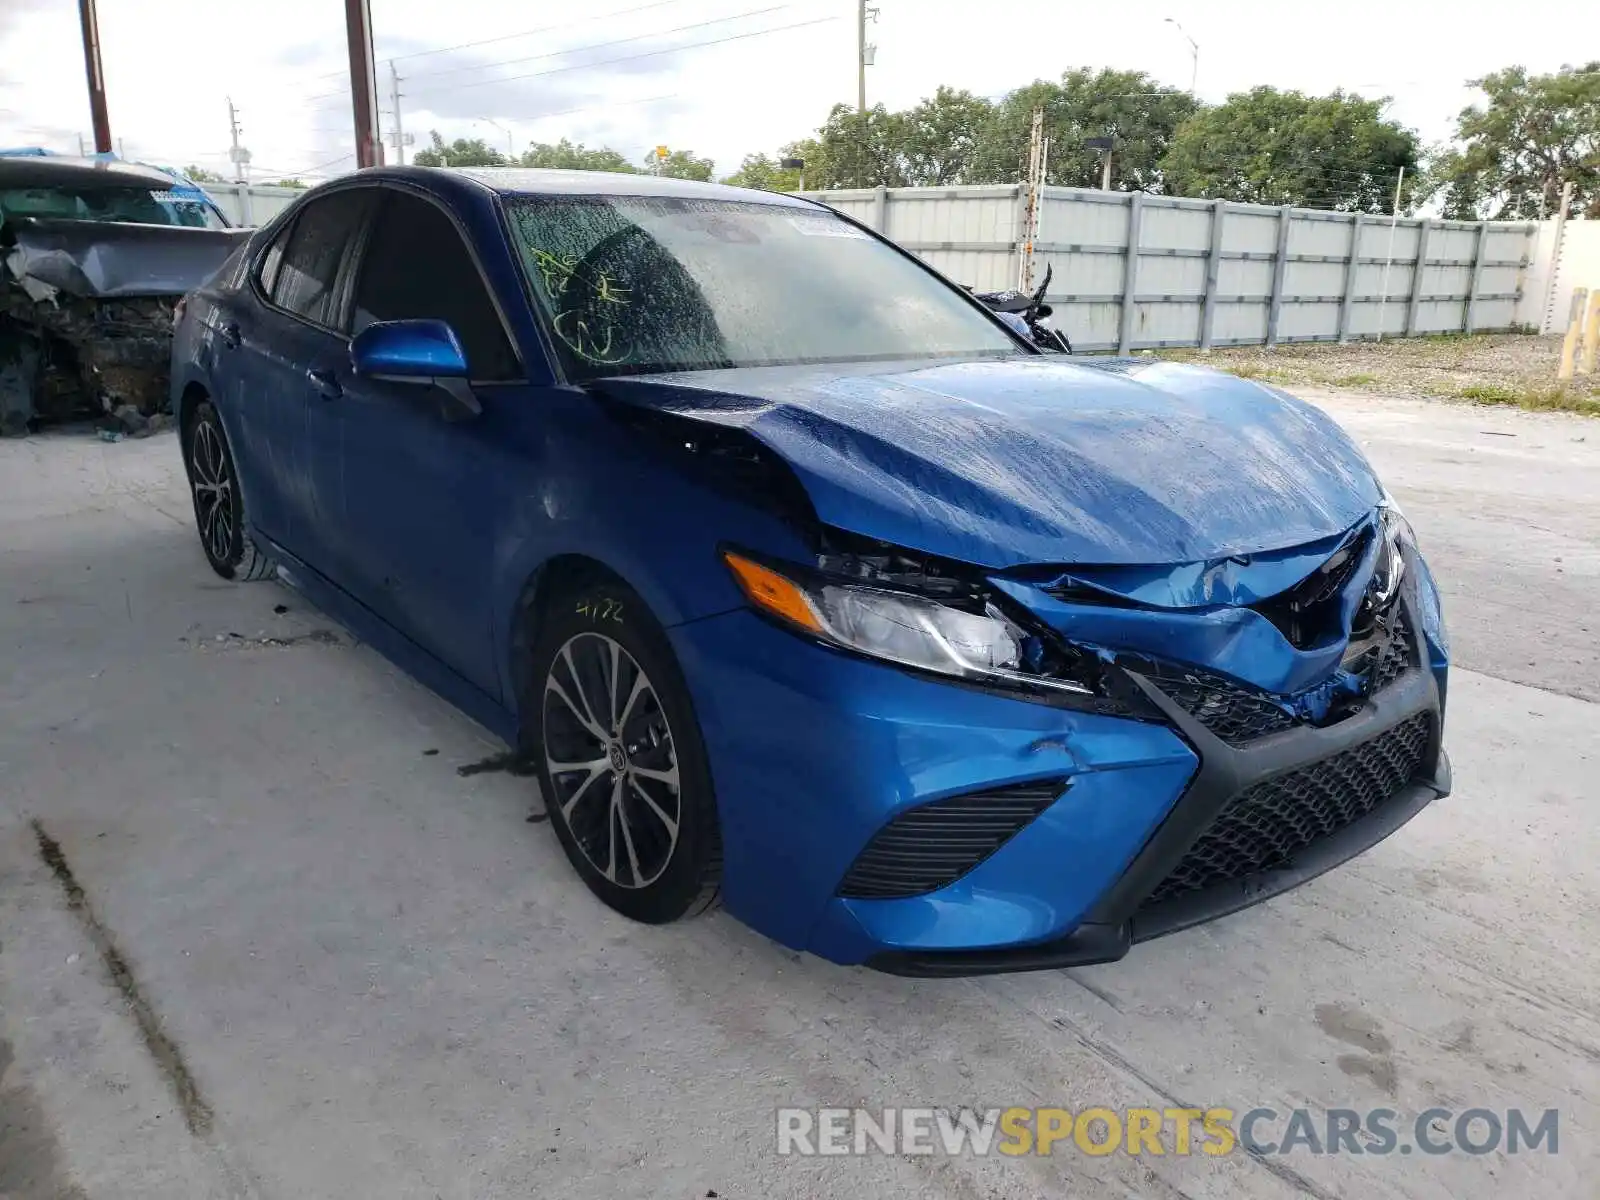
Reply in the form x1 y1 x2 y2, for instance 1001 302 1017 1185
0 184 228 229
503 195 1017 379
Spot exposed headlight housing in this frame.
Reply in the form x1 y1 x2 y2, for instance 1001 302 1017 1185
1371 495 1415 609
721 547 1156 714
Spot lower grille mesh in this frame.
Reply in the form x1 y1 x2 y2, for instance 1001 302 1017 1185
1142 714 1432 906
837 781 1065 900
1156 671 1298 743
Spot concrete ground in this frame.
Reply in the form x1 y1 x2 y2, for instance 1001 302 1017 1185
1 392 1595 1199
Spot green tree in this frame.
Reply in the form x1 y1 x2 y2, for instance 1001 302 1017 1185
814 104 908 189
182 164 226 183
1427 63 1600 219
969 69 1197 191
720 138 820 191
265 178 308 189
413 132 506 167
900 87 995 185
721 154 793 191
1161 87 1420 211
519 139 637 173
643 148 714 181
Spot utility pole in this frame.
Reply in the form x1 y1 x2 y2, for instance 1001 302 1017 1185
227 97 250 184
1019 108 1045 291
345 0 383 168
1541 180 1575 334
857 1 878 113
1374 166 1406 343
76 0 112 153
389 60 406 166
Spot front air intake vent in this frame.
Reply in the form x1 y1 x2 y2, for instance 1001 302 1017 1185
836 780 1066 900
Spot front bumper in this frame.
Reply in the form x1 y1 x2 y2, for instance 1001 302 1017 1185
870 658 1450 976
670 594 1448 974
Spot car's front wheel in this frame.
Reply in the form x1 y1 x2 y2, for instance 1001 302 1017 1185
184 399 276 582
528 579 722 923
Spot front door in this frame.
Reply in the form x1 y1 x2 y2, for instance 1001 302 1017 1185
324 188 528 697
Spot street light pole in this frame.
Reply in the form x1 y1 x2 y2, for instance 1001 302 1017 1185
1164 17 1199 96
479 118 514 162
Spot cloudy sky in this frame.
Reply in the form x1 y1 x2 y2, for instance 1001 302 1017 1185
1 0 1594 183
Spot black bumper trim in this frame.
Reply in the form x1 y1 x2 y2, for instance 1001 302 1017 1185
865 761 1447 977
1131 759 1448 941
868 921 1132 978
866 597 1449 979
1085 600 1447 928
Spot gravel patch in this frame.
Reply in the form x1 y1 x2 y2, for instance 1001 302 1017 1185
1158 334 1600 416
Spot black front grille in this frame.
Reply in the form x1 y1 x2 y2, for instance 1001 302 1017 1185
837 781 1065 900
1142 713 1432 906
1154 669 1298 744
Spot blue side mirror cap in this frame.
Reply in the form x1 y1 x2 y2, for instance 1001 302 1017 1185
350 319 468 380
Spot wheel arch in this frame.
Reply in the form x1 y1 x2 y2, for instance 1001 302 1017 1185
177 380 210 439
506 553 641 738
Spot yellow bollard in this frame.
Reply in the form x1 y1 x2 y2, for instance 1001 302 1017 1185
1559 288 1587 380
1580 289 1600 376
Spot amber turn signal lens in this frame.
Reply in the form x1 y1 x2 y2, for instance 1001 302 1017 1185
722 552 824 634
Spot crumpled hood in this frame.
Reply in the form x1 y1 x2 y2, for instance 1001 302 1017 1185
597 356 1382 569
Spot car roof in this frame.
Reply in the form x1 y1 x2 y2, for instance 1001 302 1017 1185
446 166 815 208
0 154 177 190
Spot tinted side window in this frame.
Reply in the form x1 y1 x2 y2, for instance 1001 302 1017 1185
255 218 293 295
272 191 369 326
351 192 518 380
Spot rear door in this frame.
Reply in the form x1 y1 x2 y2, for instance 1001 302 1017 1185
328 187 527 694
229 188 372 571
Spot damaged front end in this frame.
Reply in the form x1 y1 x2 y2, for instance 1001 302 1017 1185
723 507 1448 970
1 218 246 435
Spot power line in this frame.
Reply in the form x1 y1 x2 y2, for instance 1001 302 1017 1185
403 14 840 102
262 0 701 92
390 0 692 64
517 91 685 126
392 4 791 87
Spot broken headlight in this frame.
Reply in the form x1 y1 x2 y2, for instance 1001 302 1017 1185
1371 495 1415 609
721 548 1096 699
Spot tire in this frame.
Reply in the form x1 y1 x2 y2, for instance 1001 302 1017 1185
527 578 722 923
184 399 276 582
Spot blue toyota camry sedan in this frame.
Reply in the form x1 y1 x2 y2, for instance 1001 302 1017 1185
170 167 1449 975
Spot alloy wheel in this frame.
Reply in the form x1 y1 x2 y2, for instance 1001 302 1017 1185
542 632 682 889
191 419 234 564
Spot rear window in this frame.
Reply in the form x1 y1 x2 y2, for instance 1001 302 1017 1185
0 184 227 229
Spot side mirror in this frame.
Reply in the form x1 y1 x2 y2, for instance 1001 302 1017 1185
349 319 480 419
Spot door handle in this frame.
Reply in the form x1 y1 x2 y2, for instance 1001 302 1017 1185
306 367 342 399
219 321 241 349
